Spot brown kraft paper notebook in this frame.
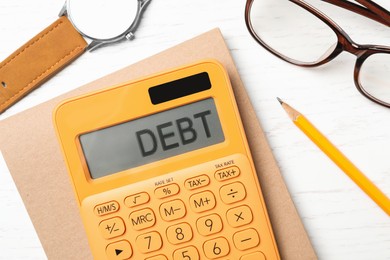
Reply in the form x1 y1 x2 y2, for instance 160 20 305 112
0 28 317 259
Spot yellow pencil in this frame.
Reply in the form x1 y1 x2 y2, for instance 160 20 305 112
278 98 390 216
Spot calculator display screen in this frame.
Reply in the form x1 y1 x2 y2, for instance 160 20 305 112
80 98 225 179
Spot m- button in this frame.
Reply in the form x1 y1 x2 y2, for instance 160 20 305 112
129 208 156 231
159 200 186 221
189 191 216 213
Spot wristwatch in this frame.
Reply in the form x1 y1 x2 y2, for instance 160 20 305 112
0 0 152 114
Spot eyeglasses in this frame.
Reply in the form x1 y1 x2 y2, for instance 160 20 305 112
245 0 390 108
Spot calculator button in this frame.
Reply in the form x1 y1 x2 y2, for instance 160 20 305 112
159 200 186 221
124 192 150 208
166 222 193 245
240 251 265 260
234 229 260 251
189 191 216 213
203 237 230 259
173 246 199 260
106 240 132 260
215 166 240 181
129 208 156 230
136 231 163 253
94 201 119 217
219 182 246 204
155 183 180 199
145 255 168 260
184 175 210 190
99 217 126 239
226 205 253 228
196 214 223 236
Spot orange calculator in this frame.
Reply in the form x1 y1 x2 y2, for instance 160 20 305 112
54 60 280 260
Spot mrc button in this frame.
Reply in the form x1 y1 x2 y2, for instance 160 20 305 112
215 166 240 181
129 208 156 231
94 201 120 217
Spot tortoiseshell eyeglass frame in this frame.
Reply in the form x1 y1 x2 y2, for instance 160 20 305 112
245 0 390 108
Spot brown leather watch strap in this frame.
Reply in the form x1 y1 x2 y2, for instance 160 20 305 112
0 16 87 114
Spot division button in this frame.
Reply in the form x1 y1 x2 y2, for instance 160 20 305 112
129 208 156 230
219 182 246 204
99 217 126 239
106 240 132 260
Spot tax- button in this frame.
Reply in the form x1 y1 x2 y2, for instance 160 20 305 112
189 191 216 213
226 205 253 228
233 228 260 251
124 192 150 208
159 200 186 221
215 166 240 181
99 217 126 239
129 208 156 230
220 182 246 204
184 175 210 190
106 240 132 260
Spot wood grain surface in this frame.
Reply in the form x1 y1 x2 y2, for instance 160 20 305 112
0 0 389 259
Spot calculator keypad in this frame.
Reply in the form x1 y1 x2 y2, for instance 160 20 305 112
84 155 278 259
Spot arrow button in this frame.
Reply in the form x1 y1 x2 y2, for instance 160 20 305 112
106 240 132 259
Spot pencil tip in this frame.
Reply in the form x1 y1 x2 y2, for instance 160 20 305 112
276 97 283 105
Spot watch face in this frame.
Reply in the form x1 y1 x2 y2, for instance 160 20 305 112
67 0 139 41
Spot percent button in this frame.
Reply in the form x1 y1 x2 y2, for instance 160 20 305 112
155 184 180 199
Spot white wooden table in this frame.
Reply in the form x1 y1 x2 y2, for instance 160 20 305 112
0 0 389 259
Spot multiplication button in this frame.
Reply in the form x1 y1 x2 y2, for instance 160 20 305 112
226 205 253 228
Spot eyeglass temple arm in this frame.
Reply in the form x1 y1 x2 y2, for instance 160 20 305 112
322 0 390 27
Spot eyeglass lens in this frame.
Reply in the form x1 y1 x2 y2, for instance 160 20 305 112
359 53 390 105
249 0 338 64
249 0 390 107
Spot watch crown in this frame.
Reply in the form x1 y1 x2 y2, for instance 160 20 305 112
126 32 135 41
